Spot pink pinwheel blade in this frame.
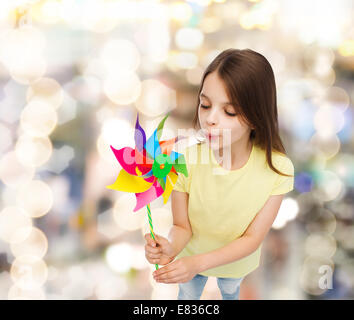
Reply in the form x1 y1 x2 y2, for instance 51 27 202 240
133 178 164 212
110 146 151 176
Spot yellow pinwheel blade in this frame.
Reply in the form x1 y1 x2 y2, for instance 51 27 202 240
106 169 152 193
162 172 178 204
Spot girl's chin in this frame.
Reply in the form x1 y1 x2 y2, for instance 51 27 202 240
207 139 231 150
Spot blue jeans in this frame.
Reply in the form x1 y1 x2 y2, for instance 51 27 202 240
177 274 244 300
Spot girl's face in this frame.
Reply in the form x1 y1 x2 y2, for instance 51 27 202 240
198 71 252 150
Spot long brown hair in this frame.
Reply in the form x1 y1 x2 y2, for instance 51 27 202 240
192 48 293 177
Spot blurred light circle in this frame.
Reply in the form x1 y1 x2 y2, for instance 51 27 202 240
305 208 336 235
15 135 52 167
26 77 64 110
63 75 101 106
239 11 255 30
0 3 16 29
186 66 204 85
57 91 77 125
8 284 46 300
105 242 134 273
329 153 354 188
299 256 334 296
10 255 48 290
290 100 316 141
0 151 35 187
0 123 12 153
94 277 128 300
294 171 314 193
314 105 345 137
151 282 179 300
10 227 48 259
140 207 172 239
0 26 45 65
323 86 350 112
135 79 176 117
338 39 354 57
175 28 204 50
171 52 198 70
101 39 140 73
101 117 135 149
0 206 32 244
16 180 53 218
39 0 62 24
9 54 47 85
20 99 58 137
169 1 193 22
317 170 343 202
305 233 336 258
200 16 222 33
96 133 118 164
303 45 335 76
310 133 340 160
95 105 116 124
337 107 353 143
338 225 354 250
131 244 149 270
80 0 118 33
113 194 145 231
103 72 141 105
272 198 299 230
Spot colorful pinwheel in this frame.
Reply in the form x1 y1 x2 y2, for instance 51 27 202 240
106 112 188 270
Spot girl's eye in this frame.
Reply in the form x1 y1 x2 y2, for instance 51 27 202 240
225 111 237 117
200 104 237 116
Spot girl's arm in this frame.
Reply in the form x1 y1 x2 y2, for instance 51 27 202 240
168 190 193 258
197 194 285 273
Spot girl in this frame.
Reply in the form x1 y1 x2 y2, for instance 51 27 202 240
144 48 294 300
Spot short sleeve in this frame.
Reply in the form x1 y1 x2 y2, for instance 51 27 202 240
270 157 295 195
173 147 191 193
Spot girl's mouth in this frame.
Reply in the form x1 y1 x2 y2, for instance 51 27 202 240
208 133 220 140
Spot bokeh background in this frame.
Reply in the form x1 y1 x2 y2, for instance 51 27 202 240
0 0 353 300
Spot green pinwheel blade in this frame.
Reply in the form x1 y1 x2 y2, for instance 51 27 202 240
157 177 166 190
172 154 188 177
156 113 170 141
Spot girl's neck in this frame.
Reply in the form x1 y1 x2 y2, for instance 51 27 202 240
213 136 253 171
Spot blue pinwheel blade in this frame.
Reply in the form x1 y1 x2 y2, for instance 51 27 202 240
170 150 183 163
145 128 161 159
138 169 154 178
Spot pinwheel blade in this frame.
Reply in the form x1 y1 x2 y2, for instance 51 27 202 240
134 179 164 212
159 137 176 156
110 146 138 175
106 169 152 193
145 128 161 159
156 113 169 141
135 113 146 153
170 152 188 177
162 172 178 204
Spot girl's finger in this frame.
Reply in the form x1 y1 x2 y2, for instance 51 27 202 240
148 252 161 259
157 275 185 284
156 269 181 280
145 245 161 254
154 264 177 277
144 233 157 247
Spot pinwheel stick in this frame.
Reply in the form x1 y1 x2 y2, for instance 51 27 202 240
147 203 159 270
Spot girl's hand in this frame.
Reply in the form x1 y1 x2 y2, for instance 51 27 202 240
144 233 176 266
152 256 200 283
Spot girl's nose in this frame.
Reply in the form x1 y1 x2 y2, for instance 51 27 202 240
206 110 218 126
